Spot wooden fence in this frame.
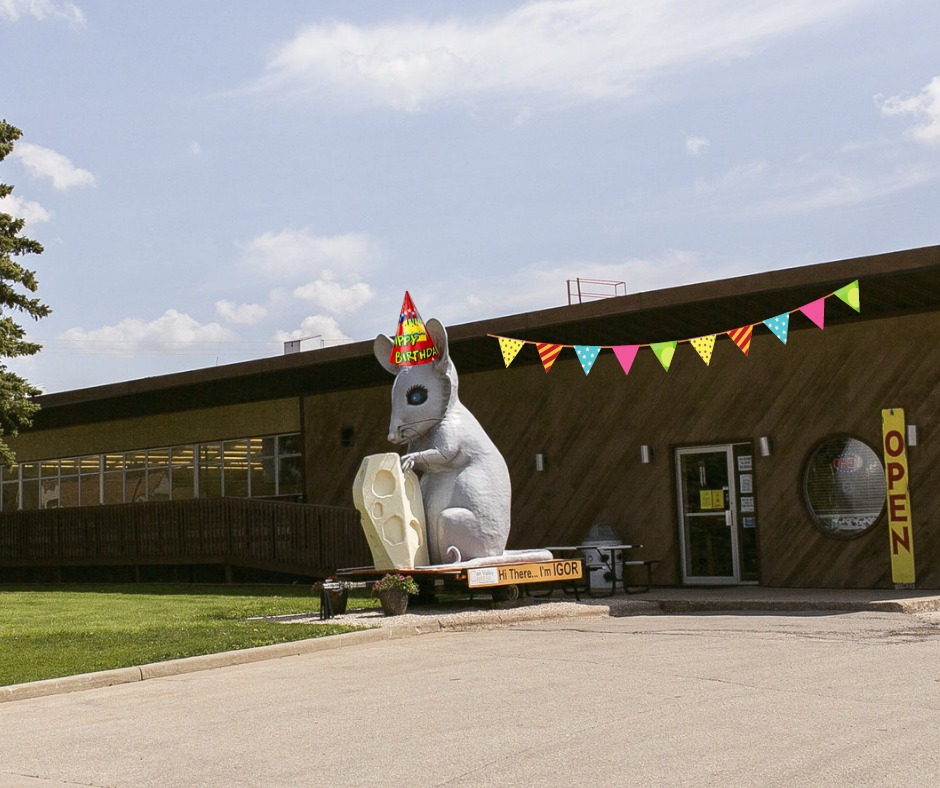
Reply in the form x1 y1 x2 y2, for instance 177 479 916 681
0 498 371 579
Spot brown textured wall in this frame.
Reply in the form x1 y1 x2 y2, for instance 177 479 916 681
333 311 935 589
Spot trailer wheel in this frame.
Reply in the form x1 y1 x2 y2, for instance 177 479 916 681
491 584 520 603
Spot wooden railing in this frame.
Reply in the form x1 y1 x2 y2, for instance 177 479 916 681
0 498 371 578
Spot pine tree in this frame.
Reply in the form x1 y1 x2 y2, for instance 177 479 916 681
0 120 51 467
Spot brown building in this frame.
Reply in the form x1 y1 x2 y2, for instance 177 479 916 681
2 244 938 588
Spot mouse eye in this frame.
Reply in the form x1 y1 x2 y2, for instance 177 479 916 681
406 386 428 406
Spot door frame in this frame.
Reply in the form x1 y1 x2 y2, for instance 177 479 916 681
675 444 742 585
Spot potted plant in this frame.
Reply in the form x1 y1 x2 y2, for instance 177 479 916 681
373 573 419 616
312 577 350 615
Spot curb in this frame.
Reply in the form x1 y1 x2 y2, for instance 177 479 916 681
5 593 936 703
650 598 940 615
0 602 612 704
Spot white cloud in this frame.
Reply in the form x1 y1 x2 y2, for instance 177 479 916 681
877 75 940 146
694 160 768 194
695 156 938 216
685 136 711 156
293 277 375 315
766 165 939 213
58 310 235 356
274 314 353 347
513 107 533 127
12 142 95 190
252 0 877 112
215 300 267 325
240 228 382 279
0 0 85 25
0 192 52 224
189 141 203 155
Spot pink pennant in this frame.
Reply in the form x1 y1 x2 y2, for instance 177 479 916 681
612 345 640 376
799 297 826 330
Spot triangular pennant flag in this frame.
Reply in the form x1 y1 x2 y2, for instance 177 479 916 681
728 325 753 355
689 335 716 365
834 280 860 312
612 345 640 376
650 341 677 371
497 337 525 367
799 297 826 329
536 342 563 373
574 345 601 375
390 291 439 366
763 313 789 344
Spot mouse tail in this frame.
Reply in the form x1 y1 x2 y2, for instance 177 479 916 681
445 545 462 564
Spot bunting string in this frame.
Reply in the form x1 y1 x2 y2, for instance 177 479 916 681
489 280 860 375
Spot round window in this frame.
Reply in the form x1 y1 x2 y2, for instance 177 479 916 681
803 436 886 538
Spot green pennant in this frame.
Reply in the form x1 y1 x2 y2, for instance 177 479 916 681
651 341 678 371
834 280 860 312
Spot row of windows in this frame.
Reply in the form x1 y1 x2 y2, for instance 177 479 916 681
0 433 303 512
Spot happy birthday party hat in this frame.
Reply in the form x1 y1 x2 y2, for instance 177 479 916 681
390 291 439 367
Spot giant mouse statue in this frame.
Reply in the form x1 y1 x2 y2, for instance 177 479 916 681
374 318 511 565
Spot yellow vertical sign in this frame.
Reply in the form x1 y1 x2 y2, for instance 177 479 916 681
882 409 915 585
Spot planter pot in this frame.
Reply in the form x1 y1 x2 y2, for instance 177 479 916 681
326 589 348 615
377 588 410 616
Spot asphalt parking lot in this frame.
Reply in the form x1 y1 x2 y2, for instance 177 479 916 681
3 606 940 787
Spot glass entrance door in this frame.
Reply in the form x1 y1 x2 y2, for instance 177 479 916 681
676 446 740 584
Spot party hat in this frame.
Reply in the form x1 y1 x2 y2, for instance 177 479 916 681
390 291 439 367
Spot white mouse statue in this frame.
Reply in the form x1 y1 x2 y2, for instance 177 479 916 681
374 318 511 564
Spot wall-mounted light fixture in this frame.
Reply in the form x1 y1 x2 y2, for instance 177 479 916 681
639 445 653 464
907 425 918 447
535 453 546 472
759 436 773 457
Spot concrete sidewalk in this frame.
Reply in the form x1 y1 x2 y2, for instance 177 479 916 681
4 603 940 787
3 586 939 704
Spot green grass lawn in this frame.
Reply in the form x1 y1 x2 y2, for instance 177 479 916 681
0 584 378 687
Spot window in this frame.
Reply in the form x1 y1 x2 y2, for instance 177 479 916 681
170 446 195 500
803 436 886 538
248 437 275 497
5 431 304 509
79 456 101 506
275 434 302 497
40 460 60 509
222 439 250 498
21 463 39 510
1 465 19 512
124 451 148 503
102 454 124 504
147 448 171 501
198 443 223 498
58 457 80 508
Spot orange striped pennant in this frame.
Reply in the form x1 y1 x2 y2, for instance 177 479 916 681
727 325 753 355
536 342 563 372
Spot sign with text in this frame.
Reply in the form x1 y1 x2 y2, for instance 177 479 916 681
699 490 725 510
882 408 915 585
466 560 582 588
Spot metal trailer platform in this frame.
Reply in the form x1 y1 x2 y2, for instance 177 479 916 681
336 558 584 604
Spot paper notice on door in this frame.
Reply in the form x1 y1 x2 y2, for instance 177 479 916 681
699 490 726 510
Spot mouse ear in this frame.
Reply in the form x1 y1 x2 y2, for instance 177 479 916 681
373 334 399 375
425 318 449 364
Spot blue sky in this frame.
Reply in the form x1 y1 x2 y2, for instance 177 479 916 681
2 0 939 394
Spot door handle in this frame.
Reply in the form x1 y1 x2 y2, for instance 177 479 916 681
725 510 733 526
